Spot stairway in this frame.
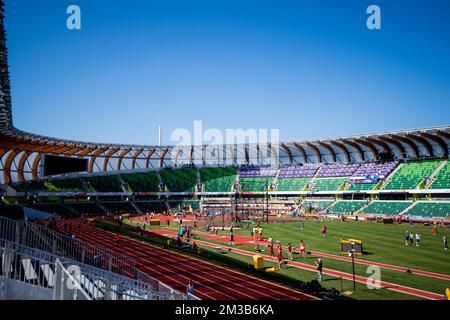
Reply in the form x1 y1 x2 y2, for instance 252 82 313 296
380 162 403 189
399 201 417 216
354 200 372 214
424 160 448 189
130 201 143 215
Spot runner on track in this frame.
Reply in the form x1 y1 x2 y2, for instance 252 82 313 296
115 233 121 246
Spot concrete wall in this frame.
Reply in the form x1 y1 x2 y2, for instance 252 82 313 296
0 277 53 300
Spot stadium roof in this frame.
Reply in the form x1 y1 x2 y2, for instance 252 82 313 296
0 2 449 184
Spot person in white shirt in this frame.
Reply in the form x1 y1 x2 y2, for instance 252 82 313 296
415 233 421 247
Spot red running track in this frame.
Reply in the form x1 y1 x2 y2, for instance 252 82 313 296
154 229 445 300
57 219 316 300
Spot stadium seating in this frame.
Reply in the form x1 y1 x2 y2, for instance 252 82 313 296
100 202 137 214
330 200 367 213
302 200 334 210
200 167 237 192
134 201 167 213
316 163 360 177
159 168 198 192
277 178 310 191
404 201 450 218
348 161 398 190
238 166 276 191
121 171 160 192
168 200 200 211
360 201 412 215
429 162 450 189
65 202 106 215
312 178 347 191
239 166 278 178
383 159 442 190
347 183 377 191
239 177 272 192
278 165 319 178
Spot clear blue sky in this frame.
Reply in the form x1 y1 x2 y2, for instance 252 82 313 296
4 0 450 145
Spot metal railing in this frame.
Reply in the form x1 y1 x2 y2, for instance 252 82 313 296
0 238 191 300
0 216 196 300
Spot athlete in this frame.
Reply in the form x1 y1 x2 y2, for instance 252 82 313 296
299 240 306 258
269 241 275 259
287 242 293 260
277 250 283 269
229 227 235 246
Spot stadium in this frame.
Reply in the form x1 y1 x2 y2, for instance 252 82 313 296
1 0 450 303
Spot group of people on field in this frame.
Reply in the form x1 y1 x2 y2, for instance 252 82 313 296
405 230 421 246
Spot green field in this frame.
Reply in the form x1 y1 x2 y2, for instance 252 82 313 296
181 219 450 299
122 218 450 300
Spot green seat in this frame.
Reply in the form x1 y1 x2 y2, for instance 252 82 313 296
405 202 450 218
313 178 347 191
347 183 376 191
330 201 366 213
200 167 237 192
239 177 274 192
383 160 442 190
159 168 198 192
360 201 412 215
429 162 450 189
277 178 310 191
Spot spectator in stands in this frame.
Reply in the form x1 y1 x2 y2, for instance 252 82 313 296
187 280 194 296
443 235 448 250
93 254 102 268
315 258 323 282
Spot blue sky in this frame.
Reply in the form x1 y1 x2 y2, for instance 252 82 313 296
4 0 450 145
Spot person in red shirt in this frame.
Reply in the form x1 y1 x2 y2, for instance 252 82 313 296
277 250 283 269
115 233 121 246
287 242 293 260
269 242 275 259
299 240 306 258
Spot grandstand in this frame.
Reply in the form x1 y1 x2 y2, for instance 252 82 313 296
383 159 443 190
428 161 450 189
359 201 413 216
329 200 367 214
199 166 237 192
404 201 450 218
312 178 347 191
